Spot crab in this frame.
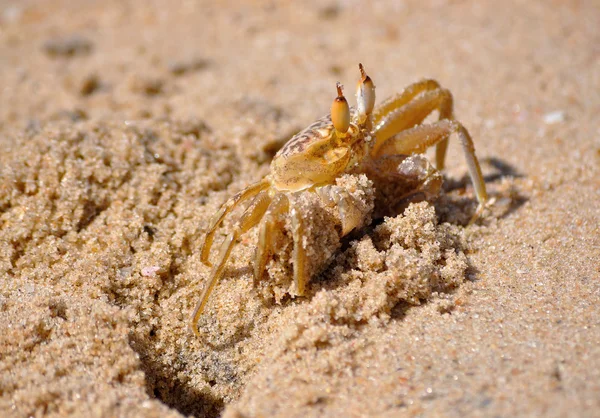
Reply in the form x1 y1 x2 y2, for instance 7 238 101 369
191 64 488 336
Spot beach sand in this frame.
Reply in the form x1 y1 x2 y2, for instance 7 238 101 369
1 1 599 417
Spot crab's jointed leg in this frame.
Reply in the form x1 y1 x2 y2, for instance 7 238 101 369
372 79 443 123
372 85 454 170
254 194 289 285
374 119 488 216
192 190 272 336
200 179 270 266
290 199 307 296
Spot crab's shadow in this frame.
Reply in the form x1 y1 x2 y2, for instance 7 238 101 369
441 156 528 222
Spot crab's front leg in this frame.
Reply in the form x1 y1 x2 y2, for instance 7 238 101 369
191 190 271 336
200 179 270 265
253 193 309 297
374 119 488 221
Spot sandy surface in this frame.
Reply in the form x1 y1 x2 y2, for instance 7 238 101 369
1 0 599 417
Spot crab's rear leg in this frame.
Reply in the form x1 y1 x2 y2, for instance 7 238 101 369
192 191 271 336
374 119 488 221
372 87 454 170
372 79 443 124
200 179 270 266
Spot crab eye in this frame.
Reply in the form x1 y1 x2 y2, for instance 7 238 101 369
356 63 376 122
331 82 350 134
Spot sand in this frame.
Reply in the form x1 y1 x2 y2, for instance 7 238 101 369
1 0 599 417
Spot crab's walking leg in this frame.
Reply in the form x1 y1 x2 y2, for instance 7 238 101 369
192 191 271 336
254 194 289 285
290 199 307 296
373 88 454 170
375 119 488 218
200 179 270 266
372 79 443 124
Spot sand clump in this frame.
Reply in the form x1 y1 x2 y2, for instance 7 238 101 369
255 166 462 311
267 200 469 351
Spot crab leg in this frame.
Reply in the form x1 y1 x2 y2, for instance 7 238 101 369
372 79 444 125
254 194 289 285
200 179 270 266
290 198 308 296
374 119 488 214
191 191 272 336
372 87 454 170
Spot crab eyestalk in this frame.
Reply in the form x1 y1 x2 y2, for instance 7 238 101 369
356 63 376 125
331 82 350 135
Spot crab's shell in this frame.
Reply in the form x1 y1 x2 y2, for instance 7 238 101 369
271 114 362 192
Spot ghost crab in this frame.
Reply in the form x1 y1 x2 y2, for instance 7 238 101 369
192 64 488 336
